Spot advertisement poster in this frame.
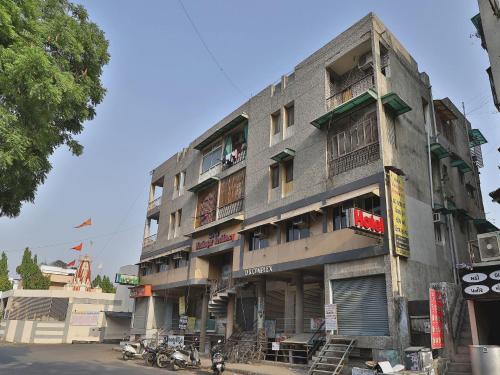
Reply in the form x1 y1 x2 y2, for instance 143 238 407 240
187 316 196 331
389 170 410 257
179 315 188 330
429 289 445 349
324 304 338 331
167 335 184 347
310 317 324 330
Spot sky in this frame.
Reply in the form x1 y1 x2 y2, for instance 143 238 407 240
1 0 499 279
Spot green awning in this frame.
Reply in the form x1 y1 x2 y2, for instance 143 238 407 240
381 92 412 116
311 88 378 129
450 154 473 173
428 142 450 159
187 176 219 193
194 113 248 150
271 148 295 162
469 129 487 147
433 204 453 215
473 219 499 234
455 208 473 220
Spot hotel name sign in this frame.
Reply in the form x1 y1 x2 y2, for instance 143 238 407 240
195 231 237 251
244 265 273 276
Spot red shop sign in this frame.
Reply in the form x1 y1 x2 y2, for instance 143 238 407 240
349 208 384 234
195 232 236 250
429 288 445 349
130 284 152 298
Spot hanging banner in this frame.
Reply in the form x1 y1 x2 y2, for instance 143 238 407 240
389 170 410 257
324 304 338 331
429 289 445 349
179 296 185 316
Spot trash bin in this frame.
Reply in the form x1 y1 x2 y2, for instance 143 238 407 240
470 345 500 375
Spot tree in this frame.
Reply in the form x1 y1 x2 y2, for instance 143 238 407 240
92 274 115 293
0 251 12 291
0 0 110 217
16 248 50 290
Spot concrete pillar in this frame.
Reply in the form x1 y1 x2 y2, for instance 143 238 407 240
257 278 266 330
145 296 155 331
226 294 235 339
294 272 304 334
284 283 295 333
199 291 209 353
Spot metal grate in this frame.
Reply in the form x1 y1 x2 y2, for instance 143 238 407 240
329 142 380 177
218 198 244 220
471 145 484 168
6 297 68 321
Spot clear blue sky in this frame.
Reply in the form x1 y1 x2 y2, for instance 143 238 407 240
1 0 498 279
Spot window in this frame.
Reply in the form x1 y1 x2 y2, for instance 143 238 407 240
442 165 448 181
271 111 281 135
355 195 381 215
159 262 169 272
434 223 443 244
284 159 294 183
174 253 189 269
175 209 182 237
271 164 280 189
201 145 222 174
179 171 186 194
422 97 429 125
459 171 465 185
285 104 294 128
249 229 269 251
333 201 353 230
168 212 176 239
174 173 180 196
466 184 475 199
286 215 310 242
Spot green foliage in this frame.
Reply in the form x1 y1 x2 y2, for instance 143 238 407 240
92 274 115 293
0 251 12 291
16 248 50 290
0 0 110 217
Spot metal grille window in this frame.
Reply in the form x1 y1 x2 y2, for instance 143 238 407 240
249 228 269 251
331 275 389 336
6 297 68 321
285 104 294 128
201 145 222 174
271 111 281 135
271 164 280 189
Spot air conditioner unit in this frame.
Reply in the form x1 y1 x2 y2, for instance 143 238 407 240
253 229 265 239
358 52 373 71
477 231 500 262
433 213 441 223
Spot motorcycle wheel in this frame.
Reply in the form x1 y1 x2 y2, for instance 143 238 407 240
144 353 154 367
156 353 170 368
122 353 129 361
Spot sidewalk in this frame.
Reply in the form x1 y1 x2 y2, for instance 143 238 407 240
200 357 307 375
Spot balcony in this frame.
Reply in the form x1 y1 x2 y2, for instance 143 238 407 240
329 143 380 177
222 147 246 171
218 197 244 220
147 197 161 219
312 74 377 129
195 209 217 229
140 265 189 287
142 233 157 249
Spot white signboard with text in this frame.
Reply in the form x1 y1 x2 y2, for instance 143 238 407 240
324 304 338 331
167 335 184 348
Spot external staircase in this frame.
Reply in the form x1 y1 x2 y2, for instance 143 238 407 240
447 309 472 375
308 337 356 375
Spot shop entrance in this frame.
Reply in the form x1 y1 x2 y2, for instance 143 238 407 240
474 300 500 345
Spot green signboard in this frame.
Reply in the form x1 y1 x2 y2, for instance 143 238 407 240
115 273 139 285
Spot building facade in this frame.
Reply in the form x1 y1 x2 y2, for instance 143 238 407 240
132 13 492 361
472 0 500 111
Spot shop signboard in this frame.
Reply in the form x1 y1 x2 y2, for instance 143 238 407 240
167 335 184 347
115 273 139 285
389 170 410 257
324 304 338 331
129 284 152 298
70 311 99 326
243 265 273 276
179 296 186 315
348 208 384 235
429 289 445 349
460 265 500 300
272 342 280 351
179 315 188 330
195 232 237 250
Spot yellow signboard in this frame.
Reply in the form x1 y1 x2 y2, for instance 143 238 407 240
389 170 410 257
179 296 185 315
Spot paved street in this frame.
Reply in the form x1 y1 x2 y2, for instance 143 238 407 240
0 343 204 375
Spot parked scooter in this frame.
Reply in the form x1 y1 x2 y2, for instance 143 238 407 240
210 340 226 375
122 339 148 360
143 343 159 367
156 341 175 368
170 339 201 370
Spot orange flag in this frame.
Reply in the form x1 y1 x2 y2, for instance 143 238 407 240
71 243 83 251
75 218 92 228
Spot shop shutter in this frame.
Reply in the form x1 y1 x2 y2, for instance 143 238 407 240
331 275 389 336
132 298 148 329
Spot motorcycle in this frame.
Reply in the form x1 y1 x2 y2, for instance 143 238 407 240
143 343 158 367
122 339 148 360
210 340 226 375
170 340 201 370
156 342 175 368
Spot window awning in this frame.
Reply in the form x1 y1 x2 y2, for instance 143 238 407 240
238 216 278 233
140 246 191 262
322 184 380 208
469 129 487 147
433 99 457 122
271 148 295 162
433 204 453 215
450 154 473 173
185 214 244 237
193 113 248 151
490 188 500 203
187 176 219 193
428 142 450 159
473 218 499 234
311 88 378 129
381 92 411 116
273 202 323 224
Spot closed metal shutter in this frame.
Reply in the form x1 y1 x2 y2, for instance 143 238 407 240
132 298 148 329
331 275 389 336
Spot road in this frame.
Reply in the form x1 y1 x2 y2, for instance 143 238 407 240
0 343 206 375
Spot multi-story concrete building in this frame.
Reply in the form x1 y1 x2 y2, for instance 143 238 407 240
472 0 500 111
131 13 493 363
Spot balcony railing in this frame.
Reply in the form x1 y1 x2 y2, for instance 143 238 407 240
148 197 161 211
222 148 247 171
195 209 217 228
329 142 380 177
218 198 244 220
143 233 157 248
327 74 375 111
